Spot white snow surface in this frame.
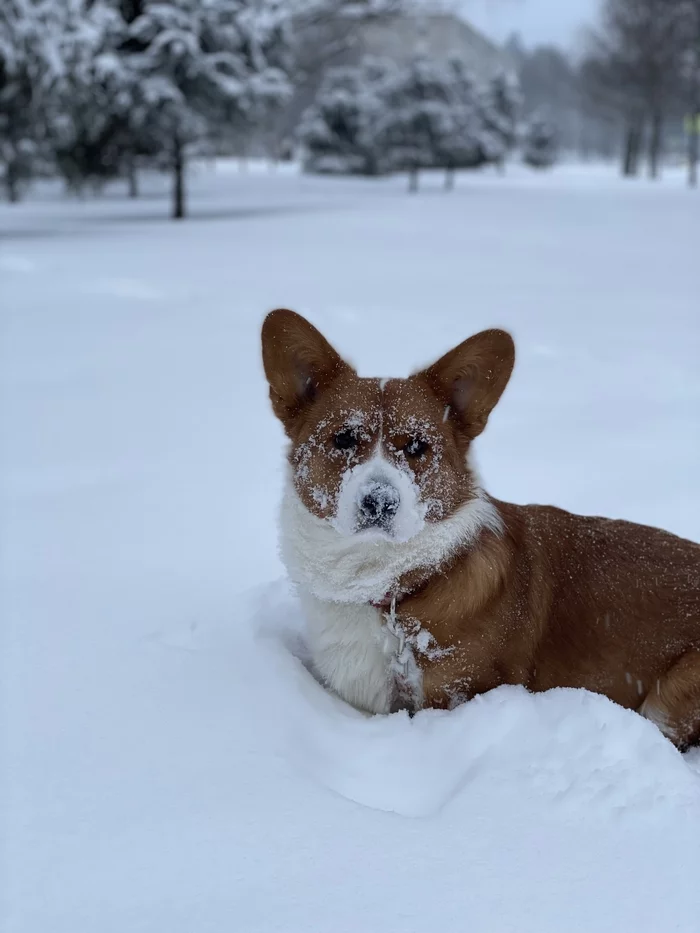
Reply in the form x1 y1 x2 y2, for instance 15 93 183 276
3 163 700 932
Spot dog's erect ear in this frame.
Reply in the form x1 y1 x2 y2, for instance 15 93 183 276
261 309 350 430
419 329 515 439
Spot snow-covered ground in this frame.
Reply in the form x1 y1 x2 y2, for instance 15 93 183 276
2 163 700 932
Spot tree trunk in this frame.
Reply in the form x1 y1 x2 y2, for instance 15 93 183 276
172 139 185 220
648 111 663 180
622 121 642 177
690 114 699 189
689 17 700 189
5 159 20 203
408 167 419 193
127 158 139 198
444 166 454 191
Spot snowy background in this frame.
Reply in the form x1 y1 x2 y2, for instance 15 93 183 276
3 163 700 932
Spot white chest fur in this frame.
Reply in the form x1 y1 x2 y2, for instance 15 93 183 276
280 477 501 714
299 591 410 714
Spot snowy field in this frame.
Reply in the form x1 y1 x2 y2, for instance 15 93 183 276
2 163 700 932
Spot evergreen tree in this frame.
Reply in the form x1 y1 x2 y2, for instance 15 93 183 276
298 57 394 176
377 55 501 191
478 71 521 170
522 110 558 168
0 0 56 201
46 0 138 193
300 53 523 191
126 0 291 218
438 57 486 189
376 56 455 191
104 0 160 198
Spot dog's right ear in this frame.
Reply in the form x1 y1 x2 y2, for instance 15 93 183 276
261 309 350 431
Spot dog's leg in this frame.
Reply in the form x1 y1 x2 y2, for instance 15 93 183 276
639 649 700 750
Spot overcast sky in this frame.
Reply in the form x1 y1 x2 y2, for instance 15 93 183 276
460 0 601 48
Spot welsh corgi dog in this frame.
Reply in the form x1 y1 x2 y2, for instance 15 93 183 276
261 309 700 748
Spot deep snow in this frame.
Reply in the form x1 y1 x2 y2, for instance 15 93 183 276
2 163 700 932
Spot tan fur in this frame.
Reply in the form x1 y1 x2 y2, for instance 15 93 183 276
399 504 700 744
262 309 700 748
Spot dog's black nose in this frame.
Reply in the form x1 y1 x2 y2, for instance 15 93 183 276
359 482 400 527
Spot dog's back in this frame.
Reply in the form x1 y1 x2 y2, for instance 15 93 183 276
402 502 700 746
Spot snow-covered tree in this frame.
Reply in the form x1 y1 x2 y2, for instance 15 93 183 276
522 110 558 168
100 0 167 198
298 57 395 175
478 71 521 170
377 55 501 191
45 1 139 194
272 0 402 160
125 0 292 218
300 52 523 191
438 57 487 189
0 0 57 201
376 56 456 191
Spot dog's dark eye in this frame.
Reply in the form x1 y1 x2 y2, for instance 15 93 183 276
334 429 357 451
404 438 429 458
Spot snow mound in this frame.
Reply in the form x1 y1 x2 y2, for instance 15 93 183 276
193 581 700 820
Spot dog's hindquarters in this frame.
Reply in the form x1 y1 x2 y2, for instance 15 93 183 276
639 649 700 749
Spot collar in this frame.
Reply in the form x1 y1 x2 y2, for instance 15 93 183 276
370 592 396 611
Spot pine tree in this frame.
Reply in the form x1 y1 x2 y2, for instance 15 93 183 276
376 56 455 192
522 110 558 169
299 53 523 191
105 0 159 198
298 57 394 176
0 0 56 201
46 0 139 194
377 55 504 192
126 0 291 219
478 71 521 170
438 57 486 189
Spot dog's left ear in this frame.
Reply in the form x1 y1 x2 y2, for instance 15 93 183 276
418 329 515 439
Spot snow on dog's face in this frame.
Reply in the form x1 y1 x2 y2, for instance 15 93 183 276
262 310 514 542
